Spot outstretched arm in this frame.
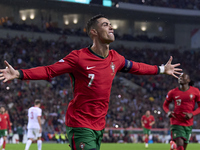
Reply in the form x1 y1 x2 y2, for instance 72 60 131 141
0 61 20 82
120 56 182 78
0 50 79 82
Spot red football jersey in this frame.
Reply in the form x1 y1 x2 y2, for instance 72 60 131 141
0 113 11 130
141 115 155 129
20 47 158 130
164 86 200 126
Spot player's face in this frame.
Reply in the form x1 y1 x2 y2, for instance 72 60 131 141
178 73 190 85
95 18 115 44
146 111 150 117
0 107 5 113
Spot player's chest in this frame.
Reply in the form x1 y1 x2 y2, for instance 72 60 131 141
79 59 119 78
0 115 7 122
144 117 152 123
173 92 195 105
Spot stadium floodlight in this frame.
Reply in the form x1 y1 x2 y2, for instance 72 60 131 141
73 18 78 24
115 124 119 128
141 26 146 31
21 15 26 21
30 14 35 20
65 20 69 25
113 24 118 29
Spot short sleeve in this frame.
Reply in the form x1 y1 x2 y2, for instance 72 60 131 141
166 90 173 103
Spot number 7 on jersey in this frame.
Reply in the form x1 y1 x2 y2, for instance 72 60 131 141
88 74 95 87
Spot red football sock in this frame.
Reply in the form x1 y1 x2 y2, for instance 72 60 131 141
3 140 6 149
145 137 148 143
177 146 184 150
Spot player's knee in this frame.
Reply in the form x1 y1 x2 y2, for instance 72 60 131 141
28 138 34 141
176 138 184 146
38 137 41 140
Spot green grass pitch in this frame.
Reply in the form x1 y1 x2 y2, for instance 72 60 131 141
5 143 200 150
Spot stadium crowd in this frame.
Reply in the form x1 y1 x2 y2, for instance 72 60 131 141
0 20 166 44
117 0 200 10
0 36 200 142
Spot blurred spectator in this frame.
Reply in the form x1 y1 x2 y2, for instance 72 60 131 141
17 124 24 143
53 131 60 143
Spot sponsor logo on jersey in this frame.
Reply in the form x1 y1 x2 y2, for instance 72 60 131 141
110 62 115 75
86 66 96 70
175 96 180 99
79 142 85 150
190 94 193 100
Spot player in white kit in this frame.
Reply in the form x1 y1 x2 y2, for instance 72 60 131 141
25 99 42 150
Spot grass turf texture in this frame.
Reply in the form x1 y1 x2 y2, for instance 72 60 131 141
5 143 200 150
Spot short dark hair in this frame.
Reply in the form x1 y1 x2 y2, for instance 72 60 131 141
34 99 41 105
0 106 5 109
189 80 194 86
182 72 194 86
86 14 106 36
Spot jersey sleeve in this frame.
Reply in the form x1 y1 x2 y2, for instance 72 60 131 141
38 109 42 117
19 50 79 80
165 90 173 103
141 115 144 121
192 89 200 116
118 57 159 75
195 89 200 103
163 90 173 113
7 114 11 130
152 116 155 122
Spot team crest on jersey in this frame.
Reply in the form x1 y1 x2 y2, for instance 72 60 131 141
190 94 193 100
174 133 176 137
110 62 115 76
79 142 85 150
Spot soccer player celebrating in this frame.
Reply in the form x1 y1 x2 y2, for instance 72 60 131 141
163 73 200 150
0 14 182 150
141 110 155 148
0 106 11 150
25 99 42 150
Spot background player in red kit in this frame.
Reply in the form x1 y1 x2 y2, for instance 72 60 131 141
141 110 155 148
0 14 182 150
0 106 11 150
163 73 200 150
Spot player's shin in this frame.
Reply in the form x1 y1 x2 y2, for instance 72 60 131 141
37 140 42 150
177 146 184 150
25 140 32 150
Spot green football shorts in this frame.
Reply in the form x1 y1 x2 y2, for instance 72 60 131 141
143 127 151 135
170 125 192 143
66 126 104 150
0 129 8 137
